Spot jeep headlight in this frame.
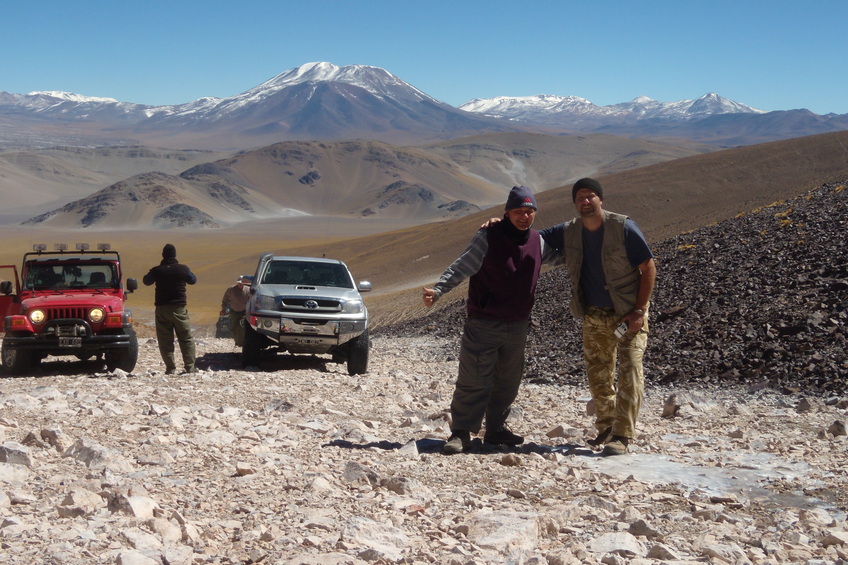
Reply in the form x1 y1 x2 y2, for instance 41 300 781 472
89 308 105 323
341 299 364 314
255 294 278 311
29 309 46 324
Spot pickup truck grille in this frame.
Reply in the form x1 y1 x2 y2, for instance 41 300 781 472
279 298 341 312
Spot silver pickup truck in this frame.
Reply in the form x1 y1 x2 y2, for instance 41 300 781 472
242 254 371 375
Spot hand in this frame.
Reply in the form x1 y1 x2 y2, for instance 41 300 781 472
621 310 645 333
481 217 502 229
422 287 436 307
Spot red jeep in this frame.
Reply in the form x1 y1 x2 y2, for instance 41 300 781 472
1 243 139 375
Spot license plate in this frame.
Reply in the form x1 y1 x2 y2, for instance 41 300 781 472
294 337 321 344
59 337 82 347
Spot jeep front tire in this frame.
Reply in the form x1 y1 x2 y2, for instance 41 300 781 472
105 329 139 372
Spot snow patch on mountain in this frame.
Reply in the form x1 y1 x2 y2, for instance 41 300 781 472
460 92 766 122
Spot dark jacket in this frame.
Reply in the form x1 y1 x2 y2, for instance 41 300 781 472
142 258 197 307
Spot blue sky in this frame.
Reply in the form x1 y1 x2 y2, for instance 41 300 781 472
3 1 846 114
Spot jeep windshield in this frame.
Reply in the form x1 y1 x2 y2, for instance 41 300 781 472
259 260 354 289
24 261 118 291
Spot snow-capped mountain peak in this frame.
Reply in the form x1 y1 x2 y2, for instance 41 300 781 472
461 91 766 125
161 62 440 120
251 61 434 102
26 91 120 104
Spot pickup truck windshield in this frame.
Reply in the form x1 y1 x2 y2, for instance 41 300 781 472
260 261 353 289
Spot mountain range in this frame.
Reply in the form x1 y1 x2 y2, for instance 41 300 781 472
3 62 847 151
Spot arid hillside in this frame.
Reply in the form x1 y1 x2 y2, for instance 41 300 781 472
10 132 712 229
0 130 846 330
0 147 225 223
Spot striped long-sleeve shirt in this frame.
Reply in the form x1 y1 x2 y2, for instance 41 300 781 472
431 228 560 303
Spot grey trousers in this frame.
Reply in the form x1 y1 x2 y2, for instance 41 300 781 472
155 304 196 372
450 317 530 434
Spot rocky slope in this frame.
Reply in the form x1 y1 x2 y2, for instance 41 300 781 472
394 179 848 396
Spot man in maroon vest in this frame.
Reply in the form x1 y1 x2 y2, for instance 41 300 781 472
423 186 543 454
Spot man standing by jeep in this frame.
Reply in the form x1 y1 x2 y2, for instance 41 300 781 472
143 244 198 374
220 275 251 346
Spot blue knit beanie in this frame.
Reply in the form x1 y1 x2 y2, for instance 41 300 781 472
505 185 537 210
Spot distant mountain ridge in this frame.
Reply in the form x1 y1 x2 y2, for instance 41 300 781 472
2 62 846 150
459 92 765 124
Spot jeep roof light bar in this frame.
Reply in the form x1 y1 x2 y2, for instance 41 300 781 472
31 243 112 254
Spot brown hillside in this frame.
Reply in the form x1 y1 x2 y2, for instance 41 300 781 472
1 131 845 330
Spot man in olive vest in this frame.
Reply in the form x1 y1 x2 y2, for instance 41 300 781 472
143 244 198 375
540 178 656 455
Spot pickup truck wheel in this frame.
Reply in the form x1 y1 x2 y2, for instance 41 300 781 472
105 329 139 372
241 324 262 368
346 329 369 376
2 341 33 376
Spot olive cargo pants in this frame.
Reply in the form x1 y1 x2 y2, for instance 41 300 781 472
155 304 196 373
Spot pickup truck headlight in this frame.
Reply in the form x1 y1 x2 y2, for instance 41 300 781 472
29 309 46 324
255 294 278 311
341 299 365 314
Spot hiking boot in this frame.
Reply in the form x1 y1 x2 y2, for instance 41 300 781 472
587 426 613 448
483 427 524 446
444 431 471 454
602 436 630 456
164 367 177 375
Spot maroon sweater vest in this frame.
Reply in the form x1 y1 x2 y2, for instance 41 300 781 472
467 221 542 322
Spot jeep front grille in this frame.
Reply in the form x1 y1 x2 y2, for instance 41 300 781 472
42 307 89 321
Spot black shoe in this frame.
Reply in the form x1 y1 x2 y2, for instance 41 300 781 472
587 426 613 448
602 436 630 456
483 427 524 446
444 431 471 454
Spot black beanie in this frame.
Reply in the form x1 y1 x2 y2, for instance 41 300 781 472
572 177 603 201
162 243 177 259
505 185 538 211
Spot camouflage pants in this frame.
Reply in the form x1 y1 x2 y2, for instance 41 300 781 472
583 306 648 439
155 305 196 372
